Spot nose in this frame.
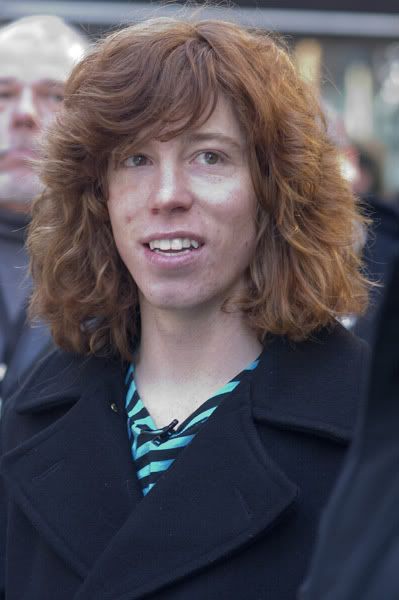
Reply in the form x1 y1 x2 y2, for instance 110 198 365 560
149 161 193 215
12 87 40 129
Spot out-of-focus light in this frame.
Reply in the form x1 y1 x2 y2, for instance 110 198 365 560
381 79 399 104
295 39 322 89
377 44 399 107
339 315 357 330
68 42 85 63
389 62 399 84
324 102 348 149
340 155 358 182
344 63 373 140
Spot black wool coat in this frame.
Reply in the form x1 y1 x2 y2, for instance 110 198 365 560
300 255 399 600
0 324 369 600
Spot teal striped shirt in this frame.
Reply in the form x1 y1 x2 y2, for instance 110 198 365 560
125 357 260 496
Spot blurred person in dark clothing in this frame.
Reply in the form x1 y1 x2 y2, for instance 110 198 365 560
0 16 86 402
352 146 399 344
299 251 399 600
354 146 383 200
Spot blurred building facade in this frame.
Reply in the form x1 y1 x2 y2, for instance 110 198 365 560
1 0 399 197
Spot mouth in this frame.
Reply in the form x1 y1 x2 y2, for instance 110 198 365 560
0 147 37 166
148 238 200 255
143 236 204 256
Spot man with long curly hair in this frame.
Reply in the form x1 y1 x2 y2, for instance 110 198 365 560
0 17 370 599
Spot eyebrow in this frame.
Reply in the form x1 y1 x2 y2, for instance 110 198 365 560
0 77 64 87
182 132 243 151
36 79 65 88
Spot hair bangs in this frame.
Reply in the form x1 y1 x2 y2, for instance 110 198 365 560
110 38 221 160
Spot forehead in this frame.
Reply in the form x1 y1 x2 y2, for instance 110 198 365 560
140 95 246 148
0 23 84 84
197 96 243 135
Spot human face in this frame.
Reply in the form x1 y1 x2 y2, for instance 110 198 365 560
107 96 257 317
0 21 83 210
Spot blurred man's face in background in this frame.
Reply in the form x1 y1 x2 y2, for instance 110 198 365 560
0 19 85 212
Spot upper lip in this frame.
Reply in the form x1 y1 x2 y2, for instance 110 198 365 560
0 146 37 159
141 232 205 245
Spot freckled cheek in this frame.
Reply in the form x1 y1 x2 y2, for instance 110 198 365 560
216 190 256 234
108 182 140 226
229 206 257 258
110 210 134 237
213 220 255 265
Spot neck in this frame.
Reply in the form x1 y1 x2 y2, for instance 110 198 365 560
136 302 262 388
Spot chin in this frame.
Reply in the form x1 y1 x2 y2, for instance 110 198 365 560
144 290 228 315
150 297 199 311
141 287 200 311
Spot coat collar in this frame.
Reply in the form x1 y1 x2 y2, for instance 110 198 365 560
13 324 364 441
251 330 365 442
11 350 124 414
2 325 364 598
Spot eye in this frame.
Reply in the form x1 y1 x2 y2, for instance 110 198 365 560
0 90 14 100
40 87 65 103
49 93 64 102
124 155 150 167
196 151 224 166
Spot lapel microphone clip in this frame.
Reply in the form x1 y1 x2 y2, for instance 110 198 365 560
153 418 179 445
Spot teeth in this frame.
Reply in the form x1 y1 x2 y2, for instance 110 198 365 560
148 238 200 251
160 239 170 251
171 238 183 250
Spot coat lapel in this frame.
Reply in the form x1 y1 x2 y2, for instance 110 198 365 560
75 378 298 600
2 365 298 599
1 356 141 578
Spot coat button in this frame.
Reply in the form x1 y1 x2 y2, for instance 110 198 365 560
110 403 119 413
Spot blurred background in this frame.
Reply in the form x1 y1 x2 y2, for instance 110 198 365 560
1 0 399 201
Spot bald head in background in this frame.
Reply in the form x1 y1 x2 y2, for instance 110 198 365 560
0 15 87 402
0 15 87 212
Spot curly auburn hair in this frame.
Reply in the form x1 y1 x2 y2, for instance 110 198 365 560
29 17 369 361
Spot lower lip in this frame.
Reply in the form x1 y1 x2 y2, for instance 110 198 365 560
142 245 204 269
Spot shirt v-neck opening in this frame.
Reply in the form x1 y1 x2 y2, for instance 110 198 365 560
125 353 262 496
127 354 261 433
